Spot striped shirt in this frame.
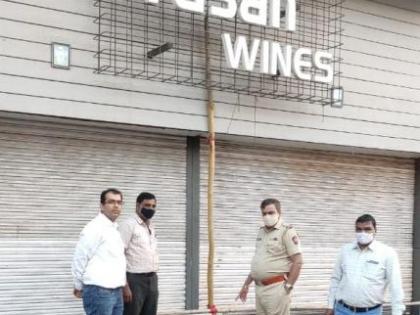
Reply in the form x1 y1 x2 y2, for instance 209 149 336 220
119 214 159 273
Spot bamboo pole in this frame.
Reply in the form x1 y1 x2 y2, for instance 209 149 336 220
204 11 217 314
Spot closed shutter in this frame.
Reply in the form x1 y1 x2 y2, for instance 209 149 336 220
0 118 187 314
200 140 414 309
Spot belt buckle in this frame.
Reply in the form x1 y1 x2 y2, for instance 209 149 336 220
353 306 368 313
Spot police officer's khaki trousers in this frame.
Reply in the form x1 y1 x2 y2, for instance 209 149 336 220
255 282 291 315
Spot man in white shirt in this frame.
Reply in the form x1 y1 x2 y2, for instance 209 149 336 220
119 192 159 315
326 214 405 315
72 188 126 315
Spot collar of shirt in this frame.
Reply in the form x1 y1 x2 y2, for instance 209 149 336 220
97 212 119 229
351 239 378 252
259 217 284 230
134 213 154 229
274 218 284 229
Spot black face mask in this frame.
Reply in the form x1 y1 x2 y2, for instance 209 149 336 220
141 207 155 220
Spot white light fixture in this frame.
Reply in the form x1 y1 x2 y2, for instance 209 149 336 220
51 43 71 69
331 86 344 108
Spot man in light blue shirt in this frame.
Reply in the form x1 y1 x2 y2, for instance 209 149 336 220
326 214 405 315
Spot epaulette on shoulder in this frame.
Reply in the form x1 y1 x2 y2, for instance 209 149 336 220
282 223 293 229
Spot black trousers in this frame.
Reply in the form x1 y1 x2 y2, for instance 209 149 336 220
124 272 158 315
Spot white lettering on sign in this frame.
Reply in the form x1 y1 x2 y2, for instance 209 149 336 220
260 40 270 73
238 0 267 27
284 0 296 31
222 33 334 83
173 0 204 13
209 0 237 19
268 0 296 30
144 0 334 83
169 0 296 31
222 34 260 71
269 0 281 28
293 47 312 81
313 51 333 83
270 42 292 76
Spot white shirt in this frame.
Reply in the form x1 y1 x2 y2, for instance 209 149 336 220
327 240 405 315
72 213 126 290
119 214 159 273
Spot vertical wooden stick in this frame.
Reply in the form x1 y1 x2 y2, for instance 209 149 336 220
204 11 216 312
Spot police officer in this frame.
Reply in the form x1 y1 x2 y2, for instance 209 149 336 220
237 198 303 315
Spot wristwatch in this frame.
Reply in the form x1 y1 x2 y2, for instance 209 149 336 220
284 282 294 293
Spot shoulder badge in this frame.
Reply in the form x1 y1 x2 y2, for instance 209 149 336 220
292 235 299 245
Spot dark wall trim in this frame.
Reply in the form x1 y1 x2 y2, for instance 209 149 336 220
185 136 200 310
413 159 420 314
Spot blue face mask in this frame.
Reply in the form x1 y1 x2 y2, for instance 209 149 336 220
141 207 155 219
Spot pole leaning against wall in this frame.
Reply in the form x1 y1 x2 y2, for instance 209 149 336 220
413 160 420 315
204 10 217 315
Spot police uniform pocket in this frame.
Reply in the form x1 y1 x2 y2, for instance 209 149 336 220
266 239 283 254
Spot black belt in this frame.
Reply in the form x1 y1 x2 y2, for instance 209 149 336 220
127 272 156 277
338 300 382 313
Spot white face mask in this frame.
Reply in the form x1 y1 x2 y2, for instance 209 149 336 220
263 213 279 227
356 232 374 245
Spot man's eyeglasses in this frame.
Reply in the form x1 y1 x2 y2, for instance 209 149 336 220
105 200 124 206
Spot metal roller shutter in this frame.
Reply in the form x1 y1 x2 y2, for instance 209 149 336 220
0 119 187 314
200 140 414 309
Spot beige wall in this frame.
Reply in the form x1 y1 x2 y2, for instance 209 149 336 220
0 0 419 154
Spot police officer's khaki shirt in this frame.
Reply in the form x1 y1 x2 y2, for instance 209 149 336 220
251 219 301 281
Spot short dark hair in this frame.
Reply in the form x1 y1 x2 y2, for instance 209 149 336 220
136 192 156 204
356 214 377 231
100 188 123 204
260 198 281 213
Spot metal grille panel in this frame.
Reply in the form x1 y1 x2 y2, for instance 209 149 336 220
94 0 343 104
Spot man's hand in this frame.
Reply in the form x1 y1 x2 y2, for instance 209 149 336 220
325 308 334 315
235 285 249 303
73 288 82 298
123 284 133 303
